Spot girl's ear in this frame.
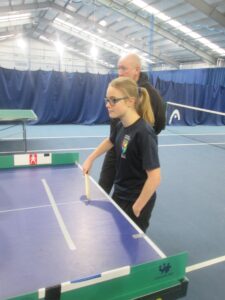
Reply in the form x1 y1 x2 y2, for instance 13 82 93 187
128 97 136 107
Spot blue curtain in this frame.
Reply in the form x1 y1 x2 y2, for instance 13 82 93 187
156 79 225 125
151 67 225 86
0 66 224 125
150 68 225 125
0 67 115 124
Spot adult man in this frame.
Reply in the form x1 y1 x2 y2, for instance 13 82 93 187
98 53 165 194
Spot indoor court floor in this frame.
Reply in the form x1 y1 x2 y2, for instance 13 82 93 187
1 123 225 300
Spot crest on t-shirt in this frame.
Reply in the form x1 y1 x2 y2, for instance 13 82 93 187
121 134 130 158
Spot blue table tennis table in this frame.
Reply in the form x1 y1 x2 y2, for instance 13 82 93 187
0 153 188 300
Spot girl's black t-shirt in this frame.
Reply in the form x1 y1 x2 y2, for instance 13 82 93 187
110 118 160 202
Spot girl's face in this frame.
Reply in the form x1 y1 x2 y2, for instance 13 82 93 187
105 86 129 119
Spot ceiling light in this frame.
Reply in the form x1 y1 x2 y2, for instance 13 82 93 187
145 6 160 15
198 37 211 46
99 20 107 27
187 31 201 39
17 38 27 50
0 13 31 22
97 28 104 34
179 25 192 34
167 20 182 28
39 35 49 42
132 0 147 9
54 40 64 55
90 45 98 59
215 48 225 56
156 13 170 22
0 33 14 40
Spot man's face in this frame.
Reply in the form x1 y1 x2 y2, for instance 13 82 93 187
117 58 139 81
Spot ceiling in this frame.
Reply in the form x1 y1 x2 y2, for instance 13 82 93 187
0 0 225 70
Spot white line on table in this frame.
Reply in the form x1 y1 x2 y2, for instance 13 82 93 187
41 178 76 251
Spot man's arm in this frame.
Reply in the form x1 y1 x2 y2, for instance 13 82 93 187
144 83 166 134
150 87 166 134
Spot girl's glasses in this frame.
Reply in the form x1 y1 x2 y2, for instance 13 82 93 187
104 97 128 106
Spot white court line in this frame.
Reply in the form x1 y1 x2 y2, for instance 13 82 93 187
0 200 82 214
1 135 107 140
27 147 96 152
186 255 225 273
41 178 76 251
0 197 107 214
0 148 96 154
23 142 225 153
160 133 225 136
159 142 225 147
3 133 225 139
31 135 107 139
0 141 223 155
0 203 56 214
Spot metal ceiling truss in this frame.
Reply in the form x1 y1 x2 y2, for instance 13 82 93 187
96 0 217 65
0 0 179 68
1 0 224 68
186 0 225 28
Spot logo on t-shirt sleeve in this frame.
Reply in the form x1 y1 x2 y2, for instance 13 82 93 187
121 134 130 159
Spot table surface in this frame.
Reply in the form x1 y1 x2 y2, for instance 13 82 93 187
0 109 37 122
0 162 165 300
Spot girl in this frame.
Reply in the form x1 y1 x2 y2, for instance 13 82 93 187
82 77 161 232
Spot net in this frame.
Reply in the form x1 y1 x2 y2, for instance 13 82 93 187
165 101 225 150
0 123 25 154
166 102 225 126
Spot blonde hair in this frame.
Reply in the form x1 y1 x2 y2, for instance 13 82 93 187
109 77 155 126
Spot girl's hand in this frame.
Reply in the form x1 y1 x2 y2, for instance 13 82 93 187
132 202 142 218
82 158 93 175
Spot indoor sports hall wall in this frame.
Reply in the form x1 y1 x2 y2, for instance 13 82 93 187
0 66 224 125
151 67 225 86
151 68 225 125
0 67 115 125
